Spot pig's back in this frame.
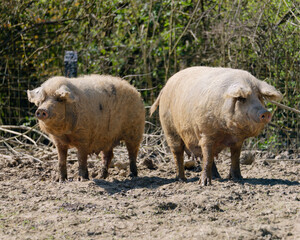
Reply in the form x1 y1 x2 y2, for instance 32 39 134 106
69 75 145 152
160 66 251 111
159 67 250 138
160 67 222 115
72 75 143 119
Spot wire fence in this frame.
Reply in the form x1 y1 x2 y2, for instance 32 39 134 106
1 50 299 156
1 0 299 156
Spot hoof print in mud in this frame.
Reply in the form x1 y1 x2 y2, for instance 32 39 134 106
156 202 178 212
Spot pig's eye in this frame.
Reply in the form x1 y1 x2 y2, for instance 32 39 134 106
237 97 246 103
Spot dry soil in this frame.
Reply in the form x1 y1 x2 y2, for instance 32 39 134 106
0 148 299 240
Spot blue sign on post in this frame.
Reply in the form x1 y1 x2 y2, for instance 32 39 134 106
64 51 78 78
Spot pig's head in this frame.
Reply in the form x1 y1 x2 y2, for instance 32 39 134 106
27 79 78 135
222 77 282 137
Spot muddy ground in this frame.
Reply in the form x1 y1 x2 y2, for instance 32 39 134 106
0 146 299 240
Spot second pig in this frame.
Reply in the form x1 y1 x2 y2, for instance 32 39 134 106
151 67 282 186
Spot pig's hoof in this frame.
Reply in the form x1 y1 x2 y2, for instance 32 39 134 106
78 169 89 181
129 172 138 178
78 173 89 181
199 175 212 186
78 171 89 181
129 166 138 178
55 174 68 183
78 176 89 182
228 171 243 180
99 169 109 179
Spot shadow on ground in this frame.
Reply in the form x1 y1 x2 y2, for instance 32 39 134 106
93 176 199 194
218 178 299 186
93 174 298 194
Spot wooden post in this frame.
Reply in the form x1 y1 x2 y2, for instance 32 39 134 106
64 51 78 78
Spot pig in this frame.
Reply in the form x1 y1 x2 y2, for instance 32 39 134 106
28 74 145 182
150 67 282 186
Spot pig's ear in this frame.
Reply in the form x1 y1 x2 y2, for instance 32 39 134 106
258 81 283 101
225 84 252 98
27 87 45 106
55 85 78 103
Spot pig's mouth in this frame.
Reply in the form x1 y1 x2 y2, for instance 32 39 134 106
258 110 272 123
248 108 272 124
255 109 272 124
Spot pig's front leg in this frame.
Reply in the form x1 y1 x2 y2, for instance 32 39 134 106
199 138 214 186
228 142 243 180
77 149 89 181
56 143 68 182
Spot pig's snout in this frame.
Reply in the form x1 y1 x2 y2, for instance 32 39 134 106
35 108 49 120
258 110 272 123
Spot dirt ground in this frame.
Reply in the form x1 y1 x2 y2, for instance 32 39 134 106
0 146 299 240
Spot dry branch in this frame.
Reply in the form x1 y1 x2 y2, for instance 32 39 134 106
269 100 300 114
21 152 43 163
0 124 51 142
0 125 38 145
0 124 54 164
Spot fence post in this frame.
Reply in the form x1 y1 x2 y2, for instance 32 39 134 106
64 51 78 78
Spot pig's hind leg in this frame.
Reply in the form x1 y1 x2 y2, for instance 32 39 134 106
228 142 243 180
171 143 186 181
100 149 114 179
199 137 215 186
166 133 186 181
125 141 139 178
161 123 186 181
